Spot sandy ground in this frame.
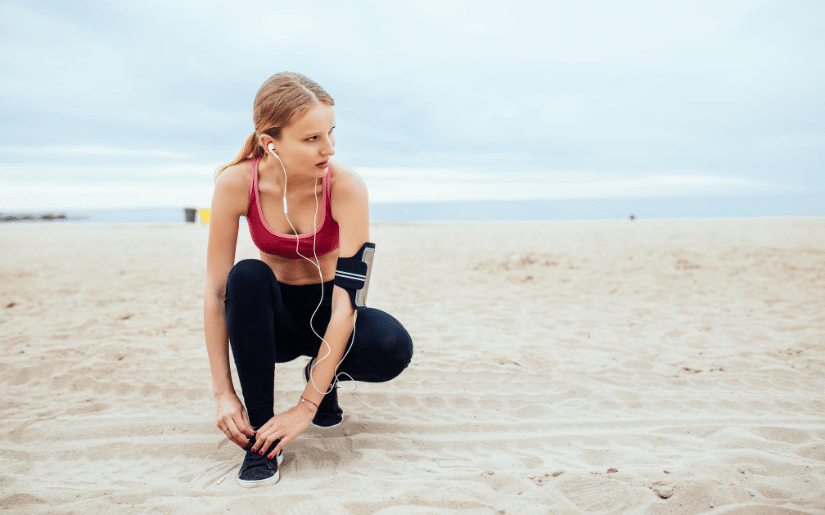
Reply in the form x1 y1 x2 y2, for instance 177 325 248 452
1 218 824 514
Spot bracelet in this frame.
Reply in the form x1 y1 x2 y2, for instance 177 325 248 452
300 396 319 411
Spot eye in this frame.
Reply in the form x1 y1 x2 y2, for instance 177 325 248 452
306 127 335 142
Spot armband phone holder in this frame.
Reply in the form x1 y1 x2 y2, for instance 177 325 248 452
334 242 376 309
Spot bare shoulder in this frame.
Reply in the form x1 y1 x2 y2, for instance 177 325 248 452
329 159 369 224
216 160 251 194
212 160 252 217
330 159 367 197
329 160 370 258
330 160 369 212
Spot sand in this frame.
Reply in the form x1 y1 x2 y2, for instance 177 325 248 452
1 217 824 514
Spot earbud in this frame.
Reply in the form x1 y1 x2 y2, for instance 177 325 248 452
265 142 288 212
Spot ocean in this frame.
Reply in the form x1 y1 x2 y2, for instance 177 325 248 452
1 193 822 224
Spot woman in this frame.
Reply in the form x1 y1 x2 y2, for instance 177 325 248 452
204 72 413 488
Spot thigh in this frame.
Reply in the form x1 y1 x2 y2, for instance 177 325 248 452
225 259 300 360
275 281 334 363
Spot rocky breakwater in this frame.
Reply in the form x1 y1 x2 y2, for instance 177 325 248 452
1 212 69 222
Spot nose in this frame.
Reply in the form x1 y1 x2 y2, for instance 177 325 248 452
321 135 335 157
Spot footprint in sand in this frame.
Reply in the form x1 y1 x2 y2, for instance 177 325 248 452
558 475 641 512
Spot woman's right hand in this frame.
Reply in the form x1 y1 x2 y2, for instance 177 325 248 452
215 392 255 448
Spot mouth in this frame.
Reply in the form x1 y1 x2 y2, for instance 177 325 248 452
315 160 329 168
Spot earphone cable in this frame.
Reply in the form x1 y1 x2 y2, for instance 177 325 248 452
273 154 357 395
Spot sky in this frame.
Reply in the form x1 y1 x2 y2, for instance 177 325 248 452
0 0 823 210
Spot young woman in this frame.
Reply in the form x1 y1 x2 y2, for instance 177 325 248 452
204 72 413 488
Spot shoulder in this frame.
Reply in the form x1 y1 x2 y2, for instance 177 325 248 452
212 159 253 217
329 159 367 199
329 159 368 210
329 159 369 225
328 160 370 258
216 159 252 192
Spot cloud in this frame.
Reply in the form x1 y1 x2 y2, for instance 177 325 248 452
0 0 823 212
0 146 191 159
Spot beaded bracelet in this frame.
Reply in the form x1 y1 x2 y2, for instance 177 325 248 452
300 396 319 410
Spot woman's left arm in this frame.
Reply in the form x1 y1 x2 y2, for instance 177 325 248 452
252 163 370 458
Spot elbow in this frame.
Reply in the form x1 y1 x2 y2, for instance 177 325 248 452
204 279 226 301
203 287 225 305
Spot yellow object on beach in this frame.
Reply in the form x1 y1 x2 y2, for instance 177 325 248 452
197 209 211 224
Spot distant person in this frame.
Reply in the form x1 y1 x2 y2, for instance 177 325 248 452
204 72 414 488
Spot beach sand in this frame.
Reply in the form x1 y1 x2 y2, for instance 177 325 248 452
1 218 823 514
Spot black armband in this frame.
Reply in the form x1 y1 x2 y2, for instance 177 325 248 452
334 242 376 309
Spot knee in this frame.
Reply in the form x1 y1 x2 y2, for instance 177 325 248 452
387 330 414 380
358 308 414 381
225 259 274 300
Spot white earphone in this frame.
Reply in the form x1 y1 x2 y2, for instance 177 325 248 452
266 143 290 214
263 139 356 394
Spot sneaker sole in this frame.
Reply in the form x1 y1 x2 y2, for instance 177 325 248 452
304 359 344 429
312 417 343 429
236 451 283 488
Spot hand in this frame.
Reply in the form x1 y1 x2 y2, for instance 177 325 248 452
250 402 316 458
215 392 255 448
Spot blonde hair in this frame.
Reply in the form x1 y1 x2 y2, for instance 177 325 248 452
214 72 334 181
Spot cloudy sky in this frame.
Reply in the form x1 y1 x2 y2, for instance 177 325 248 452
1 0 823 210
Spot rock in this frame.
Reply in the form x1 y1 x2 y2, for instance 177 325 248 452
653 485 673 499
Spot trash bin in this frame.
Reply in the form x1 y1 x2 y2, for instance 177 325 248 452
198 209 211 224
184 208 197 223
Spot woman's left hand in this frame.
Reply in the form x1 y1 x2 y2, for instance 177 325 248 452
250 402 316 458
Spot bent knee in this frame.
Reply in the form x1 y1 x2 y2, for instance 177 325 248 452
226 259 274 296
358 308 413 380
386 331 413 380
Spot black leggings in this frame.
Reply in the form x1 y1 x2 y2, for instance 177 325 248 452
224 259 414 427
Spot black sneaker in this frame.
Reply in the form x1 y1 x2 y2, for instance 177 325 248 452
303 358 344 428
237 436 284 488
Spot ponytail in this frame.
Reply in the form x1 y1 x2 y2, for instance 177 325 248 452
213 131 265 182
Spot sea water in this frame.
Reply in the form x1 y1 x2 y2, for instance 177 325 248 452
1 193 822 224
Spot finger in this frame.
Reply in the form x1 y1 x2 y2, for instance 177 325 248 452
230 412 251 445
255 426 279 455
250 426 266 453
253 426 279 456
251 420 277 452
239 409 255 437
219 422 241 446
225 419 247 449
268 436 287 459
263 433 282 459
250 425 270 453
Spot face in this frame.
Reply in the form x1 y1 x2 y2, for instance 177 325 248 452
265 103 336 177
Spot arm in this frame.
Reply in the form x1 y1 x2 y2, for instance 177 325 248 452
252 163 370 457
302 165 370 407
300 285 358 406
203 166 255 447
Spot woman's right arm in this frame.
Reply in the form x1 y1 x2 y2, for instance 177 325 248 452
203 165 254 447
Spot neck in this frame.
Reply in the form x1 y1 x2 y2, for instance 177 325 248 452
259 155 321 191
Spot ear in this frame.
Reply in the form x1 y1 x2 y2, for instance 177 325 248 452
258 134 274 153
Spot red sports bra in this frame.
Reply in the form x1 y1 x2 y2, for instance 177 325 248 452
246 157 340 259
